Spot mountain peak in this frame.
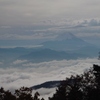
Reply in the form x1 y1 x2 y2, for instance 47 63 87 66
56 32 77 40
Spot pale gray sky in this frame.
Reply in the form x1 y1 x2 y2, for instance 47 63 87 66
0 0 100 43
0 0 100 26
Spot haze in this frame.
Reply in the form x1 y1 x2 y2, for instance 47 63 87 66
0 0 100 47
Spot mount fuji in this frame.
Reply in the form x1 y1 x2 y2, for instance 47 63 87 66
41 32 92 51
56 32 78 40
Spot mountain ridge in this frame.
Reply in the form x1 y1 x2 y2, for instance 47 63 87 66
41 32 93 51
18 48 88 62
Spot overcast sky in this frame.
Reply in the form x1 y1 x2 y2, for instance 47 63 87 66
0 0 100 44
0 0 100 25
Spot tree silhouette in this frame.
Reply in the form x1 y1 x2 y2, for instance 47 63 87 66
0 87 45 100
33 92 40 100
14 87 33 100
49 64 100 100
0 87 16 100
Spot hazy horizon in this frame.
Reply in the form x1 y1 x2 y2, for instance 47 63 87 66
0 0 100 47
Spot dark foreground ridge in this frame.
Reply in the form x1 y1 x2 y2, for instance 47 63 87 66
31 81 61 90
31 78 77 90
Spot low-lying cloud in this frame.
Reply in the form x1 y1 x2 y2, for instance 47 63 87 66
0 58 99 99
0 58 99 88
32 88 56 100
12 60 28 65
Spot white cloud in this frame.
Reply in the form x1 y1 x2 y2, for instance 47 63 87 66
0 58 99 99
12 60 27 65
0 58 99 89
1 18 100 41
32 88 56 100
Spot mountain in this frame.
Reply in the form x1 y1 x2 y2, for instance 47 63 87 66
0 47 93 67
74 45 100 57
31 81 61 90
31 78 77 90
19 48 87 62
0 47 34 61
56 32 78 40
41 32 93 51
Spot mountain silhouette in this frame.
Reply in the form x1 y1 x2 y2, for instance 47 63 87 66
56 32 77 40
41 32 91 51
19 48 87 62
31 81 61 90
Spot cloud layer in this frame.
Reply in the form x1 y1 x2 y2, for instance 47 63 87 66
0 58 99 89
0 58 99 99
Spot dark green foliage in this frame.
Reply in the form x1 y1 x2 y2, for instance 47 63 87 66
49 81 67 100
93 64 100 85
15 87 33 100
0 87 45 100
49 64 100 100
0 87 16 100
33 92 40 100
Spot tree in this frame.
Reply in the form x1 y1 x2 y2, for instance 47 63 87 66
0 87 16 100
93 64 100 85
14 87 33 100
0 87 45 100
49 65 100 100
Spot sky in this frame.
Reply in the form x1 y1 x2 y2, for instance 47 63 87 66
0 0 100 46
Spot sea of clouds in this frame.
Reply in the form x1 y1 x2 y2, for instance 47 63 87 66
0 58 100 99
